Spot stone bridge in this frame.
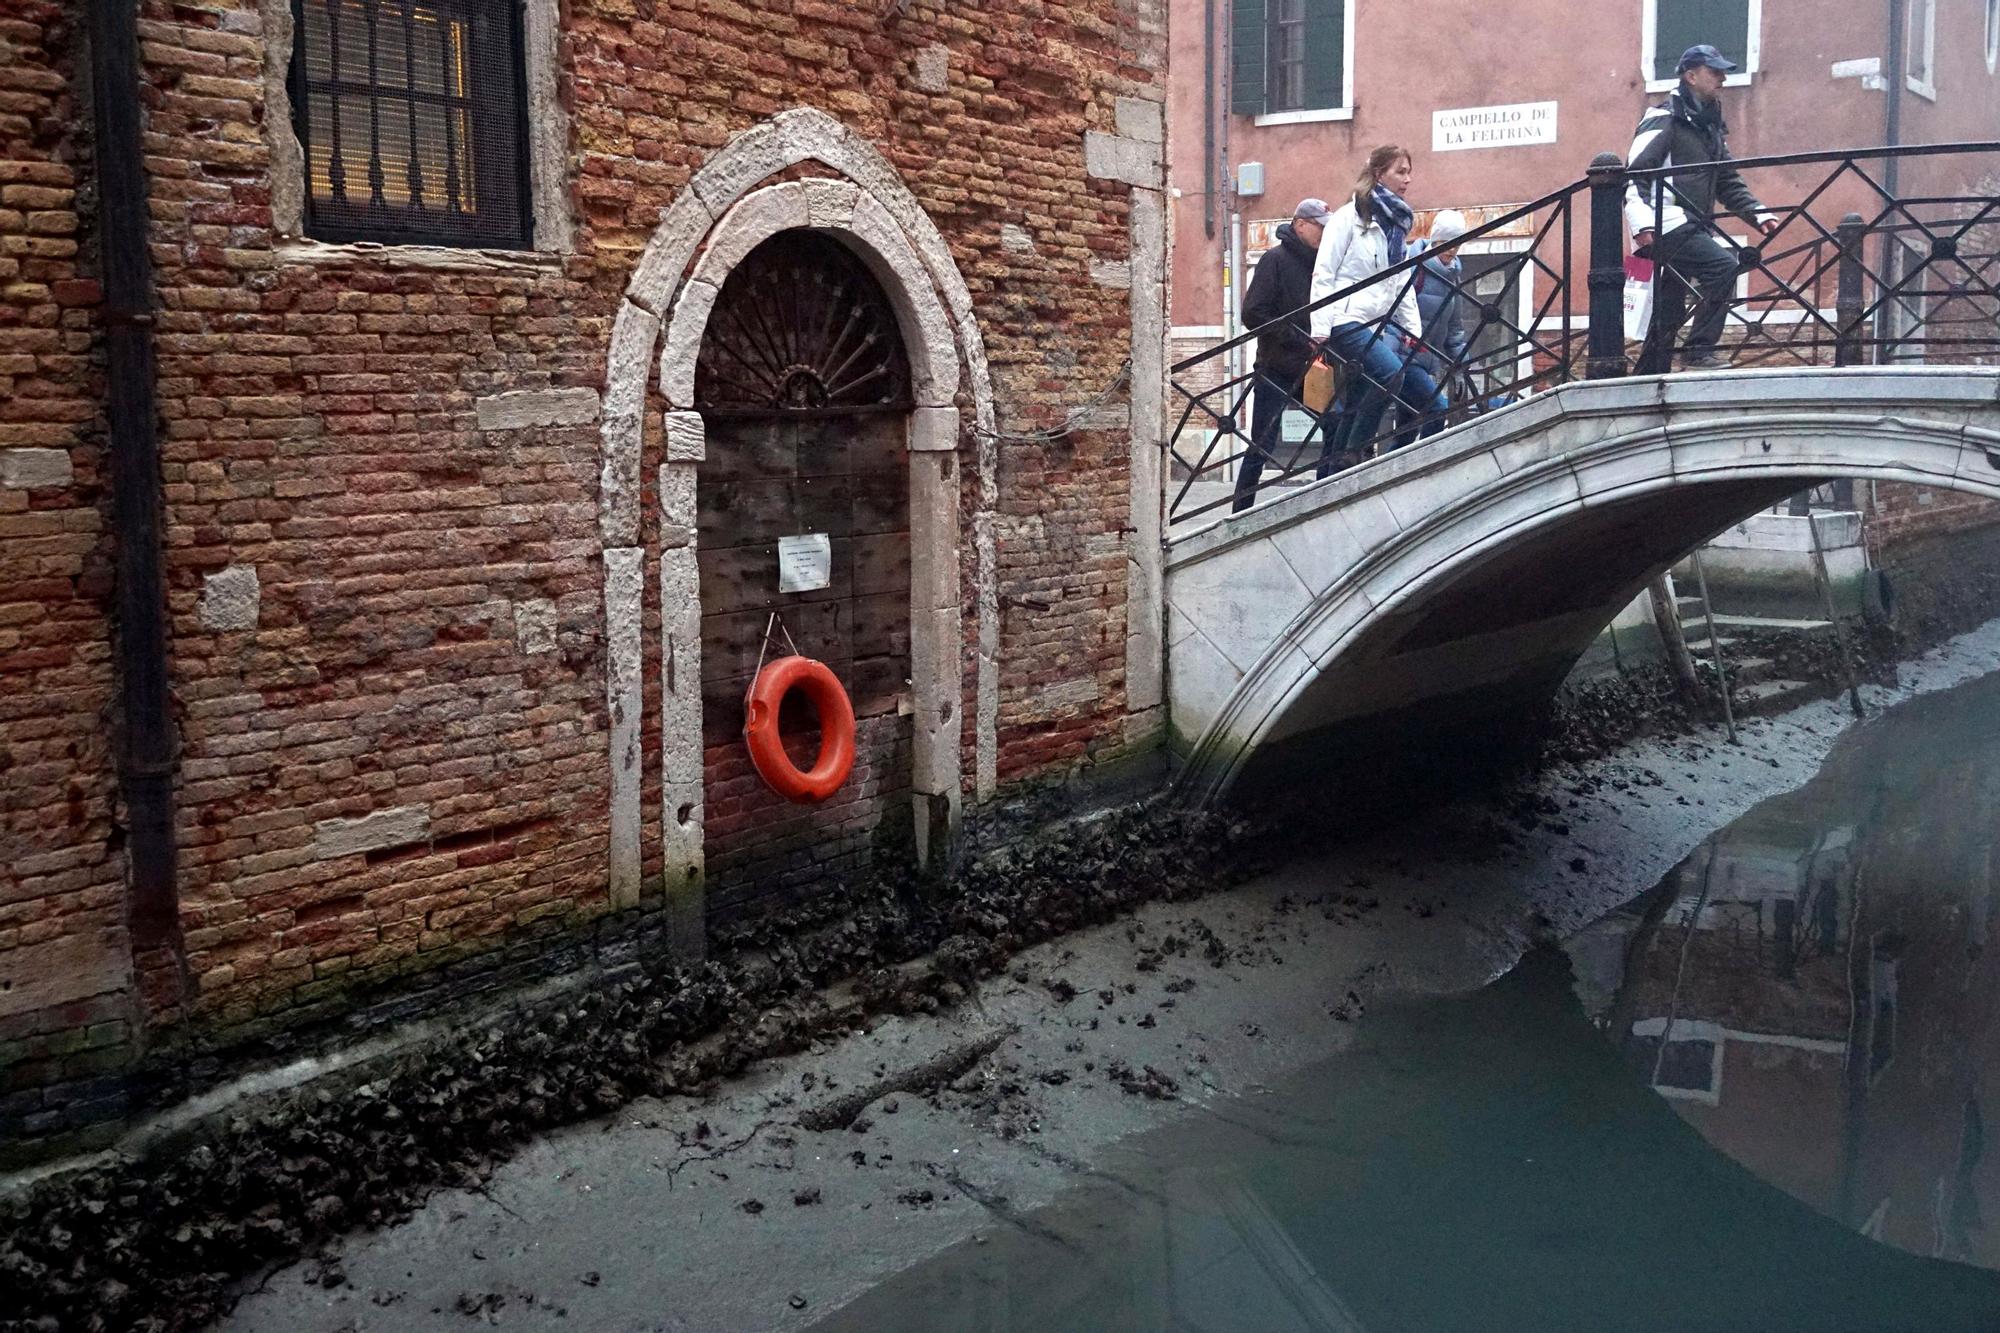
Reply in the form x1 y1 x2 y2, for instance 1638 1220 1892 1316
1164 367 2000 805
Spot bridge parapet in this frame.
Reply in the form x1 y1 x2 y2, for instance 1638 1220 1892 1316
1165 367 2000 804
1168 142 2000 530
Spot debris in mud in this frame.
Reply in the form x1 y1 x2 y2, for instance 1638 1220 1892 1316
792 1187 821 1207
896 1189 936 1209
739 1199 765 1216
1330 992 1365 1022
1106 1062 1179 1100
796 1029 1012 1132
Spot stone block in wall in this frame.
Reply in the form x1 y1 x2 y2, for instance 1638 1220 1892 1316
1114 97 1164 144
627 191 715 318
1084 131 1163 190
0 448 73 489
659 278 720 408
312 805 431 860
914 43 950 93
663 410 706 463
908 405 959 453
0 933 129 1020
513 599 558 654
198 565 260 632
475 387 601 431
659 463 697 549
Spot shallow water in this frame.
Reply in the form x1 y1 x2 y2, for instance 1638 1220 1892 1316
814 670 2000 1332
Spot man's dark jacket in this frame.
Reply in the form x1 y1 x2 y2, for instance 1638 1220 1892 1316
1243 222 1319 381
1624 85 1766 237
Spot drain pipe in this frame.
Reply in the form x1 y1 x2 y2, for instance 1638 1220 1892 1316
89 0 178 942
1202 0 1216 239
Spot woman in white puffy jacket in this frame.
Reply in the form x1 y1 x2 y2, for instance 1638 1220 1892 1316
1307 144 1448 474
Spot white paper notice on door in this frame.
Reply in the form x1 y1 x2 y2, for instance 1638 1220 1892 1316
777 532 832 594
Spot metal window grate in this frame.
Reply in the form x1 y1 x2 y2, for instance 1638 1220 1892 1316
292 0 531 249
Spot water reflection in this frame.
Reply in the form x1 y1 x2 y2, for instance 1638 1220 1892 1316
1576 670 2000 1271
815 673 2000 1332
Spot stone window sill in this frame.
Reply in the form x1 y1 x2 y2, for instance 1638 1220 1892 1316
1252 107 1356 127
273 237 564 275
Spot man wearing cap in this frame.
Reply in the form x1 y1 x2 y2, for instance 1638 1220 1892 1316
1625 43 1780 372
1232 197 1329 512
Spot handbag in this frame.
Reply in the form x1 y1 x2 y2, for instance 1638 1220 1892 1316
1300 351 1341 414
1622 255 1655 342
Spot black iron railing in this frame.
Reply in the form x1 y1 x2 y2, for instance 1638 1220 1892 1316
1168 142 2000 528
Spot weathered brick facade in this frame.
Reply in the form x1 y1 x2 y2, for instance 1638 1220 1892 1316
0 0 1170 1145
0 1 137 1135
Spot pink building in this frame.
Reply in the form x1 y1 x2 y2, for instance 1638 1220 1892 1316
1168 0 2000 361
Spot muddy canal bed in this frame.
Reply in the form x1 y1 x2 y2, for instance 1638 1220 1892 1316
214 620 2000 1332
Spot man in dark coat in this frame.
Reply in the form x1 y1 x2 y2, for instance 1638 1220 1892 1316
1232 197 1330 512
1626 43 1780 372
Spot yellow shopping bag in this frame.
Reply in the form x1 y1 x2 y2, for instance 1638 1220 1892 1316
1300 353 1341 415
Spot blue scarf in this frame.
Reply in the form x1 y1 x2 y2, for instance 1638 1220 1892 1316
1370 184 1414 265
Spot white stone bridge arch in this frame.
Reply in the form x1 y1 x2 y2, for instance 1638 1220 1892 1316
1166 367 2000 806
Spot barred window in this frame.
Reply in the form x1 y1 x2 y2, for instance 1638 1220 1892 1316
292 0 532 249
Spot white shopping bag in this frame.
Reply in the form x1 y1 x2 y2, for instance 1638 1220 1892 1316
1622 255 1655 342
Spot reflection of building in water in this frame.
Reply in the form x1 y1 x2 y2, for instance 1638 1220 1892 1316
1584 715 2000 1270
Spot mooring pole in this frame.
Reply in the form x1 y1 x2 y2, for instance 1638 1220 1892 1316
1807 510 1868 718
1689 552 1738 744
1647 576 1700 699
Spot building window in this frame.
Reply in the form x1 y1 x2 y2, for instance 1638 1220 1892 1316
1906 0 1938 99
1231 0 1350 122
1884 237 1933 363
1644 0 1761 91
1987 0 1998 74
291 0 532 249
1269 0 1307 113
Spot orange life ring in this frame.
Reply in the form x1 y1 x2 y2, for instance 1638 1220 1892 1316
743 656 857 804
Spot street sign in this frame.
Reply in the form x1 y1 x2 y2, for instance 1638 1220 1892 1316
1432 101 1558 153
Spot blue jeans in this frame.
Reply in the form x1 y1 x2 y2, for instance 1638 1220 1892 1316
1318 322 1447 471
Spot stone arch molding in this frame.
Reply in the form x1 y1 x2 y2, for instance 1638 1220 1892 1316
596 108 999 932
1166 368 2000 807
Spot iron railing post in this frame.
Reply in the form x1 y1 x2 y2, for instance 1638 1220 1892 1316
1586 151 1628 380
1835 211 1868 368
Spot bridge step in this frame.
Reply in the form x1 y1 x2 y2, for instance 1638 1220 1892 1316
1730 676 1833 718
1687 653 1780 689
1682 633 1742 658
1707 613 1835 633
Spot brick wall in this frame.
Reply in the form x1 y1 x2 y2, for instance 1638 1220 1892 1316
0 1 141 1138
1866 483 2000 556
0 0 1164 1139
